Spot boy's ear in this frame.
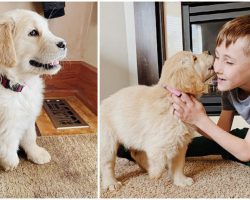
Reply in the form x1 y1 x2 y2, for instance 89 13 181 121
0 18 16 67
167 67 205 95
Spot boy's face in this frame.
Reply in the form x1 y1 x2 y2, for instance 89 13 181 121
214 37 250 92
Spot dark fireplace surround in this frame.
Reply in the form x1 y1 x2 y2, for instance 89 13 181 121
182 2 250 115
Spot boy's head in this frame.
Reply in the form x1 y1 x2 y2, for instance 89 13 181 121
216 14 250 56
214 14 250 92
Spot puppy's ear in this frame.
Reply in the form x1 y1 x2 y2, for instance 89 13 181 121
167 68 205 95
0 18 16 67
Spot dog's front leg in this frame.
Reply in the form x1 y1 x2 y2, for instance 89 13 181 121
20 124 51 164
0 136 19 171
168 145 193 187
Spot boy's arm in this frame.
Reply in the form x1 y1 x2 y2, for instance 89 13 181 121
197 110 235 138
197 116 250 162
169 90 250 161
217 110 235 132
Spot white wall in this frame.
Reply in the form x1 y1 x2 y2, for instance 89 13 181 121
82 3 97 67
124 3 138 87
100 2 137 101
164 2 183 58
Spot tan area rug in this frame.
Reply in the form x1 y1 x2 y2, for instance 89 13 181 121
101 156 250 198
0 134 97 198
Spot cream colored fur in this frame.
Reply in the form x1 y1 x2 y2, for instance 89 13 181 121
0 10 66 171
101 51 214 191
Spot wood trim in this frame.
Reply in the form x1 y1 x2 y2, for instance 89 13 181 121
43 61 97 115
134 2 166 86
182 4 191 51
155 2 166 76
134 2 159 86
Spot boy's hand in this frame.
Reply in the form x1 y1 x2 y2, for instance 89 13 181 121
166 87 206 125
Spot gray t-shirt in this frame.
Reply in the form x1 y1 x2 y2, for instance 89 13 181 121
221 88 250 124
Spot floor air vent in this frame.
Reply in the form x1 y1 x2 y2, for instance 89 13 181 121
43 99 89 129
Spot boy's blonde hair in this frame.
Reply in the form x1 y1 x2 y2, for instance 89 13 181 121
216 14 250 55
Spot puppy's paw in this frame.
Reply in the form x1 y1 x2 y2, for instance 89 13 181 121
3 155 19 171
148 168 163 179
167 171 173 180
108 181 122 191
103 181 122 191
174 176 194 187
27 147 51 164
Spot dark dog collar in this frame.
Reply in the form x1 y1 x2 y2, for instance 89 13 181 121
0 74 24 92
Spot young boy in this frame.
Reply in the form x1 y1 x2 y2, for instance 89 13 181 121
169 14 250 165
117 14 250 166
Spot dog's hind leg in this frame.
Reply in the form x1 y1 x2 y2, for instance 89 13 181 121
131 150 148 171
100 120 121 191
146 148 167 179
167 145 193 187
20 123 51 164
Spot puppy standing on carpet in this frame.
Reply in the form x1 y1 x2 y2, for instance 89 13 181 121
101 51 214 190
0 10 66 171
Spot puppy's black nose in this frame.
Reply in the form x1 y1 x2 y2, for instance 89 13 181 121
56 41 66 49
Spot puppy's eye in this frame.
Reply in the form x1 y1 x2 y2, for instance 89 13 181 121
28 29 39 37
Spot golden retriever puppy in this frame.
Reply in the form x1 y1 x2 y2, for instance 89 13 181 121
101 51 214 190
0 10 66 171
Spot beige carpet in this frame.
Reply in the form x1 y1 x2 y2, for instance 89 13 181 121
101 156 250 198
0 134 97 198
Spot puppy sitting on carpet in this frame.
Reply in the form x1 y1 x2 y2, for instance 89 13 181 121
101 51 214 190
0 10 66 171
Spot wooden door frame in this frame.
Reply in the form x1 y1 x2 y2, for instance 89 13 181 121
134 2 166 86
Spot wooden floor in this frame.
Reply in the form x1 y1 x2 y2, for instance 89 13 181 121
36 95 97 136
36 61 97 136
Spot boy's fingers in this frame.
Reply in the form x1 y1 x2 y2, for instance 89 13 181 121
166 86 182 97
180 92 193 105
173 103 183 113
174 110 181 118
190 95 197 102
172 95 186 107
